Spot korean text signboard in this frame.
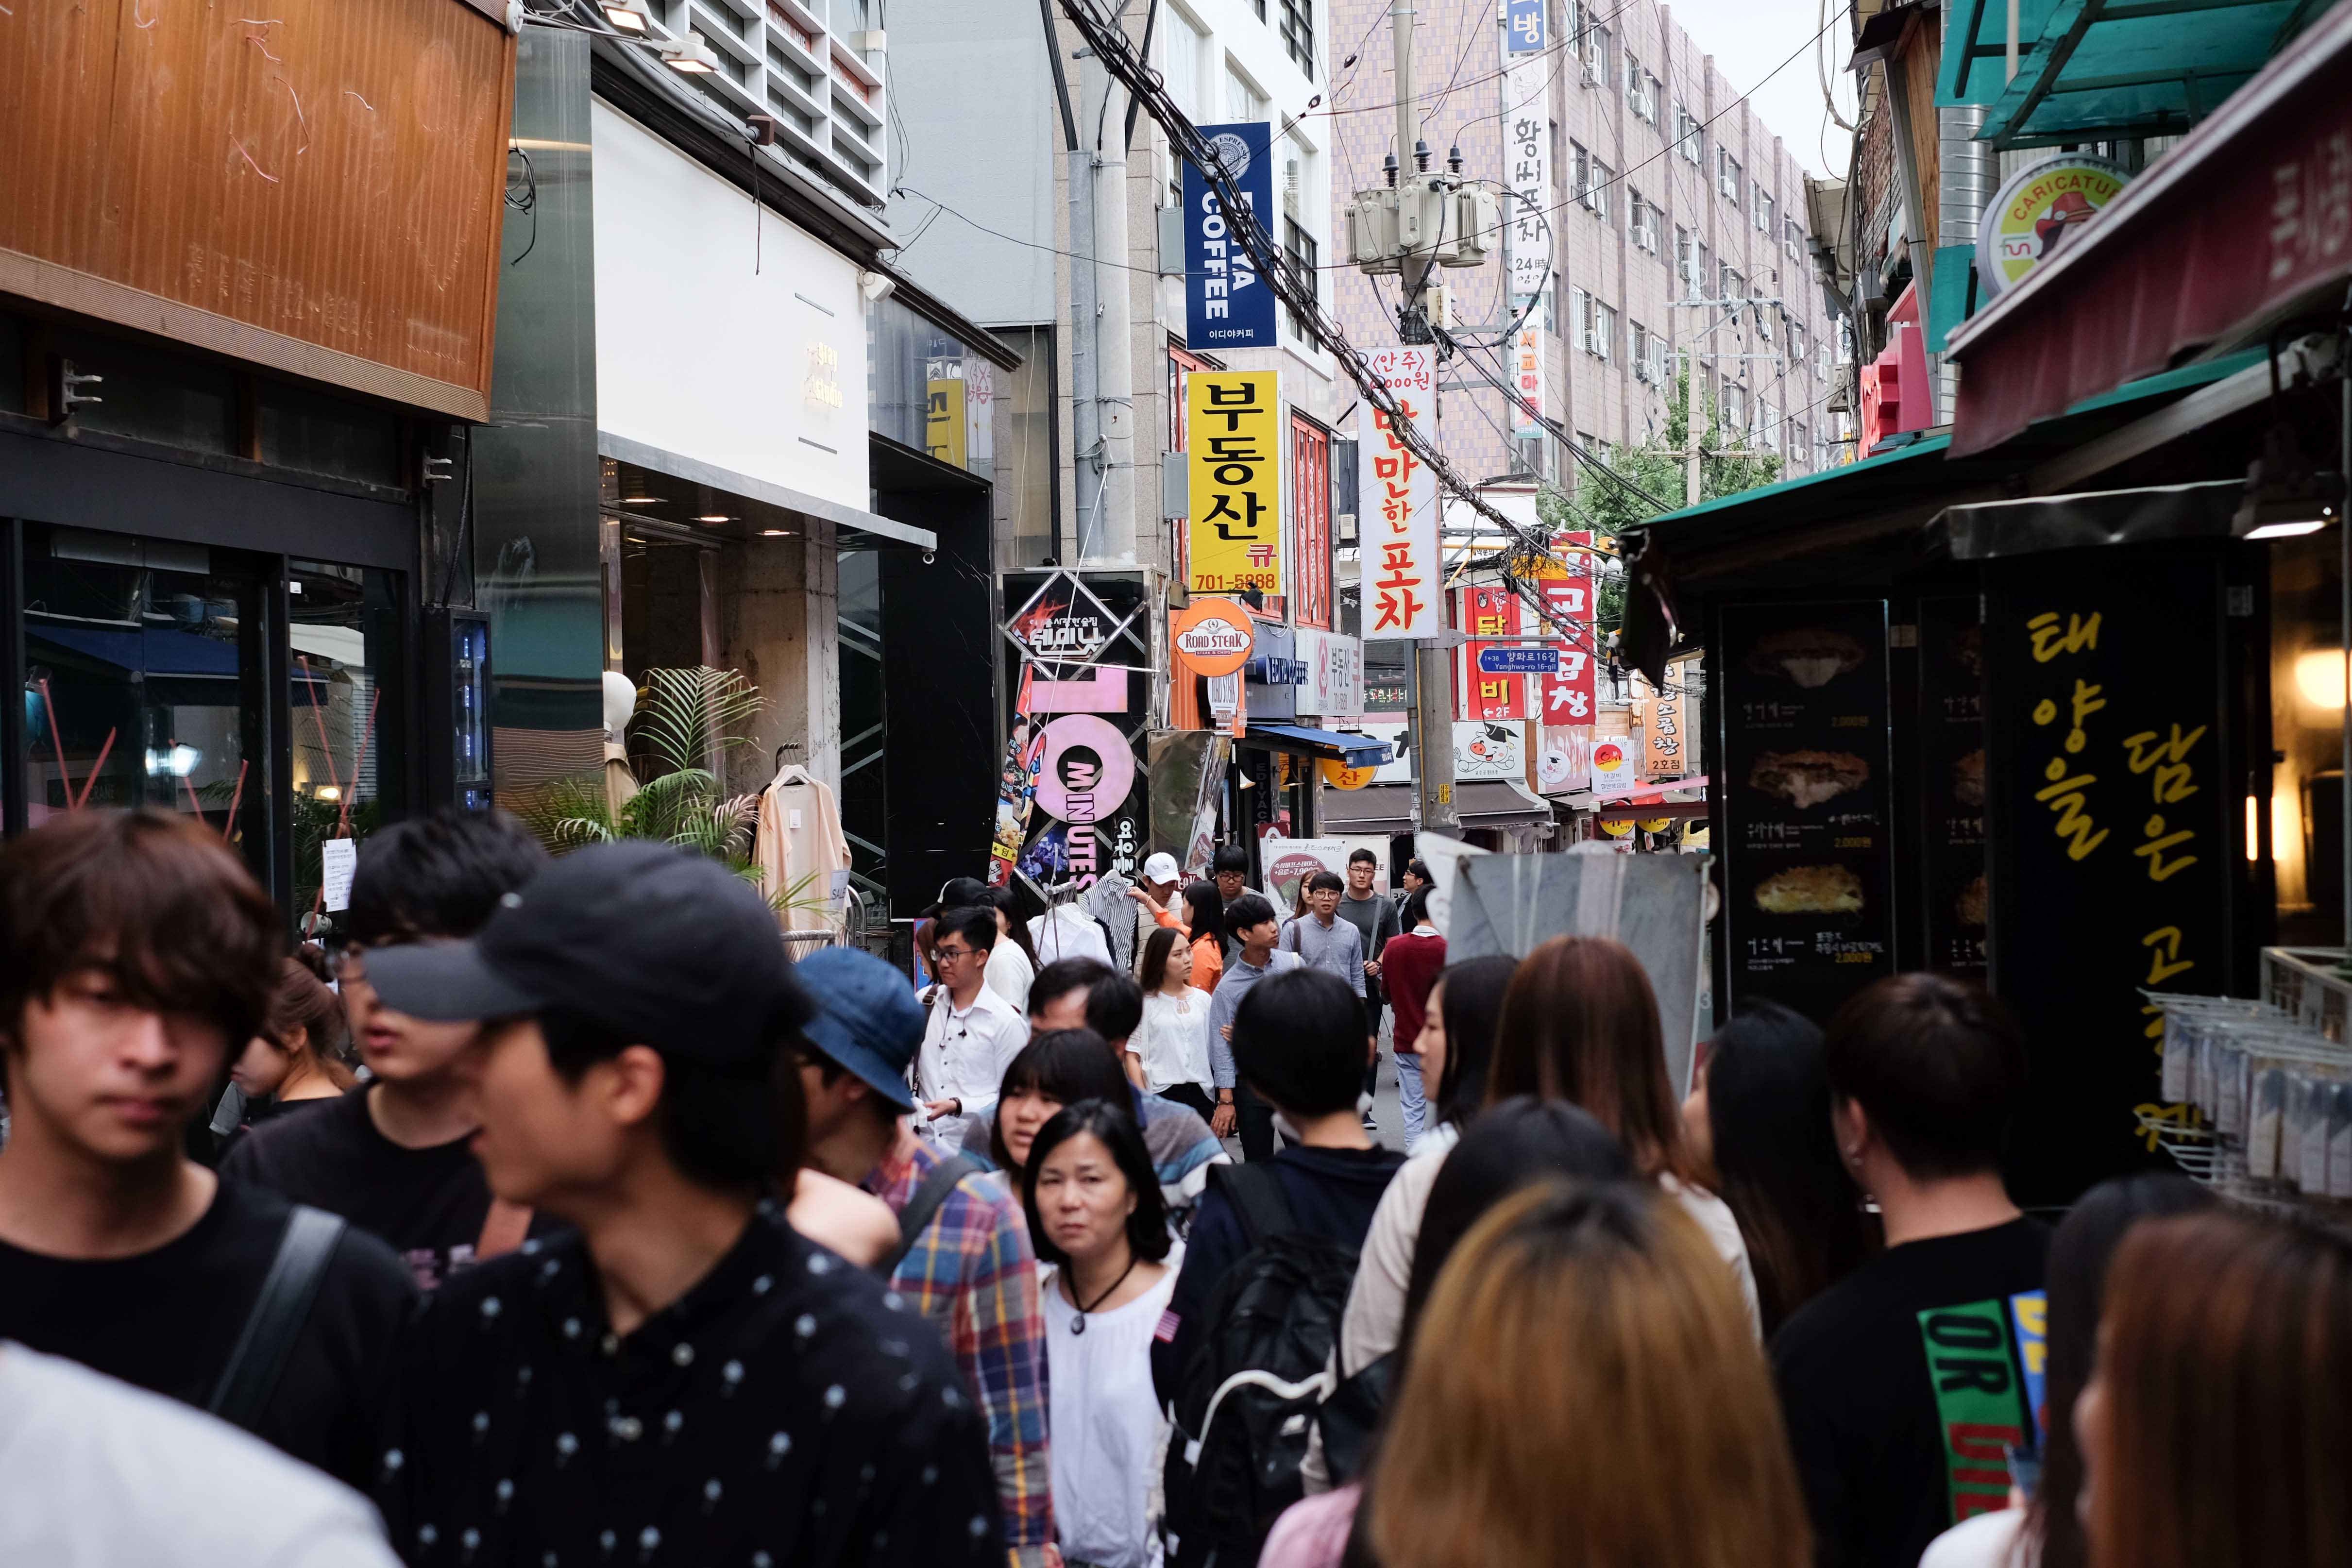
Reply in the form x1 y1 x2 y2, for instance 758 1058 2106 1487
1509 323 1547 437
1459 585 1525 721
1502 0 1551 299
1983 551 2231 1203
1917 597 1988 977
1534 533 1596 723
1183 122 1277 350
1640 670 1687 782
1717 601 1897 1025
1358 348 1440 640
1186 371 1283 595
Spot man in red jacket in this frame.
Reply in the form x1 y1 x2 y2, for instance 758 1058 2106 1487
1375 886 1448 1150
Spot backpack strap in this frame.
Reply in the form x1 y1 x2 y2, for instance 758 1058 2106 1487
1208 1160 1296 1250
881 1153 984 1276
207 1204 345 1432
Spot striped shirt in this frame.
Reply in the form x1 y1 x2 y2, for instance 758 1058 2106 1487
866 1134 1052 1563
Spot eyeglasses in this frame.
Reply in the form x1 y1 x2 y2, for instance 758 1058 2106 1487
934 943 978 962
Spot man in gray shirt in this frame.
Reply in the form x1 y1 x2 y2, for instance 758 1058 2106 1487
1209 892 1302 1161
1280 872 1366 996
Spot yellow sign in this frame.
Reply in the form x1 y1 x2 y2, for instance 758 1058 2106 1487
1320 758 1376 791
1979 154 2130 298
926 371 967 470
1186 371 1283 596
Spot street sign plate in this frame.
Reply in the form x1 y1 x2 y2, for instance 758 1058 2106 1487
1475 647 1561 674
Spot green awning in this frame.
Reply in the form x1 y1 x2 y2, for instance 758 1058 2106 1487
1938 0 2064 105
1973 0 2332 148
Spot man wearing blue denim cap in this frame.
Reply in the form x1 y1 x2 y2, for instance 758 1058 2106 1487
795 947 1054 1568
361 843 1003 1568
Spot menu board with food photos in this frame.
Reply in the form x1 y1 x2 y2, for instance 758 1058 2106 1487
1717 600 1898 1022
1917 596 1989 976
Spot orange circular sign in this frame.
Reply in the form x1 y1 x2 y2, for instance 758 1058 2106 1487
1320 758 1376 791
1172 597 1254 677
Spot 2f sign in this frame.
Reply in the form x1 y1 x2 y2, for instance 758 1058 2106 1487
1184 122 1278 350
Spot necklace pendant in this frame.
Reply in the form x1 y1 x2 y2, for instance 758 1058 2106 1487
1070 1315 1087 1336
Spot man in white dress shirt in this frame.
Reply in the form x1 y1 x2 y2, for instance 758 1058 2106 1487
915 904 1032 1151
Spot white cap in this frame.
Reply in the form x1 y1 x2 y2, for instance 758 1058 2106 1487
1141 852 1182 884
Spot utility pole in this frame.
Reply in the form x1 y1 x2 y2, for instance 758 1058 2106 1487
1047 0 1103 564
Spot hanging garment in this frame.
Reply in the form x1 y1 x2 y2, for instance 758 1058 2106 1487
754 763 852 934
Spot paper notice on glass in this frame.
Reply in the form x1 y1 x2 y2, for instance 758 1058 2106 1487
321 837 358 912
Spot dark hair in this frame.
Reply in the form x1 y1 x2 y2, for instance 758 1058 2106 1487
1701 1002 1872 1335
1139 925 1185 992
1179 880 1224 945
1434 955 1516 1128
1224 892 1278 935
1233 969 1367 1115
1020 1098 1172 1267
1213 845 1251 876
1399 886 1432 929
932 905 998 953
0 810 281 1072
2025 1173 2217 1568
539 1001 809 1195
1306 870 1345 895
1400 1097 1632 1356
1490 936 1695 1183
1402 858 1433 884
1823 973 2026 1179
1348 847 1378 867
1030 957 1112 1021
983 886 1043 971
1083 971 1145 1046
989 1028 1132 1170
263 955 355 1091
346 806 546 946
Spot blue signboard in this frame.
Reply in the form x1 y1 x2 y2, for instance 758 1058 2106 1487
1477 646 1562 675
1505 0 1545 53
1184 121 1278 351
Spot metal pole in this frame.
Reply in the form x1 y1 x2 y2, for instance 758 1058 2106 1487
1058 19 1103 563
1391 0 1423 320
1684 347 1701 506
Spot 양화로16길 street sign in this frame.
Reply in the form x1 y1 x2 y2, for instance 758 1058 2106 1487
1475 646 1562 675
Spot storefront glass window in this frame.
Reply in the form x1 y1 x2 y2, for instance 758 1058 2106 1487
21 525 263 860
288 560 406 923
993 325 1056 570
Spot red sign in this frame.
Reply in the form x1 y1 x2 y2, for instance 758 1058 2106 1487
1457 585 1524 721
1534 532 1597 725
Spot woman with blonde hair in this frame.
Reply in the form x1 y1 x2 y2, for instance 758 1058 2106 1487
1370 1179 1811 1568
1488 934 1760 1327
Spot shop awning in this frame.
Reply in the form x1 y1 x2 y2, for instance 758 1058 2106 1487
1945 0 2352 455
1933 478 2245 557
1241 724 1391 768
597 431 937 551
1320 779 1552 834
1961 0 2326 146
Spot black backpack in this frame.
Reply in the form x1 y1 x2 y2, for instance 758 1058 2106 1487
1163 1163 1360 1568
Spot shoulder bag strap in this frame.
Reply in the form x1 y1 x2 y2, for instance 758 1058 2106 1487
1207 1160 1295 1249
880 1153 984 1276
207 1204 347 1432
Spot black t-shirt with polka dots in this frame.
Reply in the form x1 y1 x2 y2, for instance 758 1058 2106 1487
374 1204 1003 1568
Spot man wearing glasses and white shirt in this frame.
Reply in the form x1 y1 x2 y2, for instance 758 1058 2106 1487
916 905 1032 1151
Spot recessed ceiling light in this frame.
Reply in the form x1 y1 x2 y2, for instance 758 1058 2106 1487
761 529 789 537
696 514 732 523
2246 519 2329 540
620 495 660 505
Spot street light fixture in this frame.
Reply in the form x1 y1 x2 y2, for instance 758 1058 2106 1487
663 36 720 74
602 2 649 32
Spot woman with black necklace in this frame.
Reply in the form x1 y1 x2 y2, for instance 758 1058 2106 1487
1021 1099 1175 1568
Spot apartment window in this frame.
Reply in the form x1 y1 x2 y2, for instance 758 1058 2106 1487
1723 381 1745 431
1696 242 1711 298
1629 191 1658 253
1574 143 1608 219
1789 321 1807 365
1224 64 1265 123
1279 0 1314 77
1571 287 1591 352
1589 156 1612 220
1162 9 1204 118
1792 418 1810 465
1786 215 1805 259
1675 225 1695 289
1581 24 1609 84
1755 186 1774 234
1631 322 1656 382
1719 149 1742 203
1282 216 1319 341
1757 300 1773 341
1675 103 1703 163
1623 51 1657 122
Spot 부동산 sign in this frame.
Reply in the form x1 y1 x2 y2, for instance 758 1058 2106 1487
1186 371 1284 595
1184 121 1277 350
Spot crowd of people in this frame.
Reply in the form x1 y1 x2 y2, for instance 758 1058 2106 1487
0 805 2347 1568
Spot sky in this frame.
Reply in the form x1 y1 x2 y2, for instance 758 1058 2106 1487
1663 0 1864 179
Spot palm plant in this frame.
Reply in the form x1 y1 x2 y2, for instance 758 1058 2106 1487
513 667 821 911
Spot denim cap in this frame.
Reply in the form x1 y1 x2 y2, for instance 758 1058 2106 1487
794 946 921 1111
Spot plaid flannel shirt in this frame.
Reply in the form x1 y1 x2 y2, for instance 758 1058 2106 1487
868 1135 1053 1564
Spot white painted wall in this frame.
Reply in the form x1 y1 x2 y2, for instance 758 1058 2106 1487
591 99 869 509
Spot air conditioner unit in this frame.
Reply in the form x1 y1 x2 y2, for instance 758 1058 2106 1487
1633 357 1653 383
1583 329 1604 357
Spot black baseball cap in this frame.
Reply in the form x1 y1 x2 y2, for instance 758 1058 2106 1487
920 875 993 918
362 840 807 1068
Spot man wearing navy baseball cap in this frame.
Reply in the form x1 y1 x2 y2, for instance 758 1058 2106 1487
795 946 1054 1567
363 842 1002 1567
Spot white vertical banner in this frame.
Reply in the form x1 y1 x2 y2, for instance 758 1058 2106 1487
1503 0 1551 299
1358 347 1441 641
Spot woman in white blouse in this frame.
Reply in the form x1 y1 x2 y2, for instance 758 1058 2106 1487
1021 1099 1176 1568
1134 926 1217 1122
